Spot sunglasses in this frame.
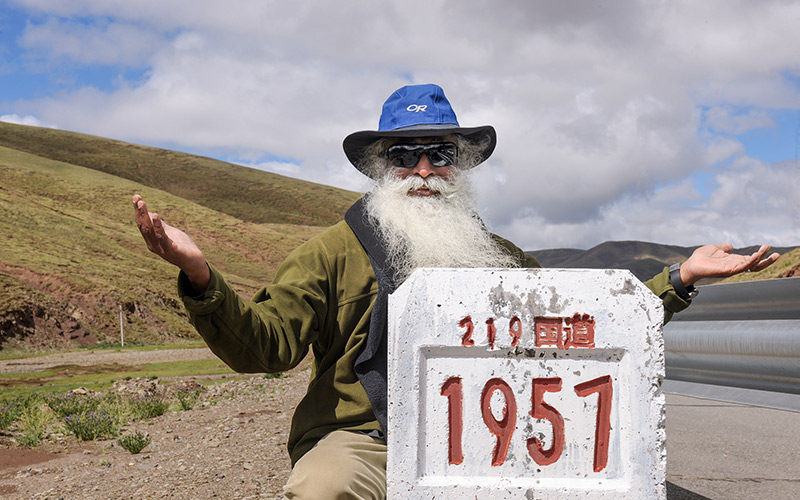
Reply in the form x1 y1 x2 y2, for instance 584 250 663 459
385 142 458 168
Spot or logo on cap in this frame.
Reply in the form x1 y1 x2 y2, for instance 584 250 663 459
406 104 428 112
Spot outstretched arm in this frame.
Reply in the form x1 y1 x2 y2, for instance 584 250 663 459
679 243 780 286
133 194 211 292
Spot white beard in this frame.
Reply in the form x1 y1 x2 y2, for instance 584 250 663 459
364 169 517 282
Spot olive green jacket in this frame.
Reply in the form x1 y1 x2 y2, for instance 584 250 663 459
179 220 689 465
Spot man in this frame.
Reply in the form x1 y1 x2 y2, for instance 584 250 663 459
134 83 779 499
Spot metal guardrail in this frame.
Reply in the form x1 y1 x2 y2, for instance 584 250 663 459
662 277 800 411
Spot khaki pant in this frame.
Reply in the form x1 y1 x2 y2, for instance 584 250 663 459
283 430 387 500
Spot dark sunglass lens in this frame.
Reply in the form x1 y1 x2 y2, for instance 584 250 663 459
387 144 420 168
398 151 421 168
387 151 419 168
428 144 456 166
427 151 447 166
386 142 457 168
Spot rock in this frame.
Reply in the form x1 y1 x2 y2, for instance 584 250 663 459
780 263 800 278
112 377 161 398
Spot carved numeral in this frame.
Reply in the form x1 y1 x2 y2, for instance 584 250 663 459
441 375 614 471
527 378 565 466
485 318 496 349
574 375 613 472
481 378 516 466
441 376 464 465
459 316 474 346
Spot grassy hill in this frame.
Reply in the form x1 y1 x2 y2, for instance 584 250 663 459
0 122 360 227
0 122 360 352
718 247 800 282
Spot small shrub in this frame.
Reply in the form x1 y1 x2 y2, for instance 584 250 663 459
17 405 53 447
0 397 25 430
62 411 118 441
128 394 169 420
117 431 151 454
17 432 43 447
262 372 283 379
45 392 102 419
99 393 130 428
174 387 202 411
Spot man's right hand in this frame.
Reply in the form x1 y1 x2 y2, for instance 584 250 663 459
133 194 211 292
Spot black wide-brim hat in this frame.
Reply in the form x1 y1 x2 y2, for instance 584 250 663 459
343 84 496 179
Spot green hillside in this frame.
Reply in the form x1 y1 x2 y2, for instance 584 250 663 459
0 122 360 227
718 247 800 282
0 124 360 352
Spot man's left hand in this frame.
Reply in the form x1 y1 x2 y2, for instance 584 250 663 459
679 243 780 286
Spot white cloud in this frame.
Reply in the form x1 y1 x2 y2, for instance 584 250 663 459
20 17 163 66
233 159 371 194
494 164 800 250
3 0 800 249
0 113 57 128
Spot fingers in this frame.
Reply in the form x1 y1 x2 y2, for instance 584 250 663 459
750 244 770 261
133 195 153 238
133 195 151 229
764 252 781 267
749 252 780 273
132 194 149 219
741 245 774 272
742 245 766 268
151 213 166 250
133 194 168 256
717 242 734 253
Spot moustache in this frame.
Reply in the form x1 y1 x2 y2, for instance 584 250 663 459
387 174 461 198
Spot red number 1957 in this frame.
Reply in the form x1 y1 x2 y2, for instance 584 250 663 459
440 375 613 472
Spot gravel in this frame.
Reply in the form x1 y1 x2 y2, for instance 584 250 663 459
0 348 308 499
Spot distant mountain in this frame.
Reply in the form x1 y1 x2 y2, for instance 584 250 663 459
528 241 800 282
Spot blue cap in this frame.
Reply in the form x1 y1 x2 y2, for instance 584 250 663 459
378 84 459 131
343 83 496 178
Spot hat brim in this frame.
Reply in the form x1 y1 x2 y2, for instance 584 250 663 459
343 124 496 179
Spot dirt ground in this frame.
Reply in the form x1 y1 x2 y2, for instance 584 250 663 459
0 348 307 499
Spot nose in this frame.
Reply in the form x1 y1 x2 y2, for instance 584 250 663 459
411 154 435 178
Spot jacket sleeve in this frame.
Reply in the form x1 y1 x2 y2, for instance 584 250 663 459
178 238 332 373
643 266 691 325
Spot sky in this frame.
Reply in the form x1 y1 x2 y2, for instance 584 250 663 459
1 0 799 250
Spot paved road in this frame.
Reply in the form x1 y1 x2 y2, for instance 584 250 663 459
666 393 800 499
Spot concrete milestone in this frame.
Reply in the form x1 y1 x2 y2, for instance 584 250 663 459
387 268 666 499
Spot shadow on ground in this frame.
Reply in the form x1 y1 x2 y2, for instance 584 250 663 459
667 481 712 499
